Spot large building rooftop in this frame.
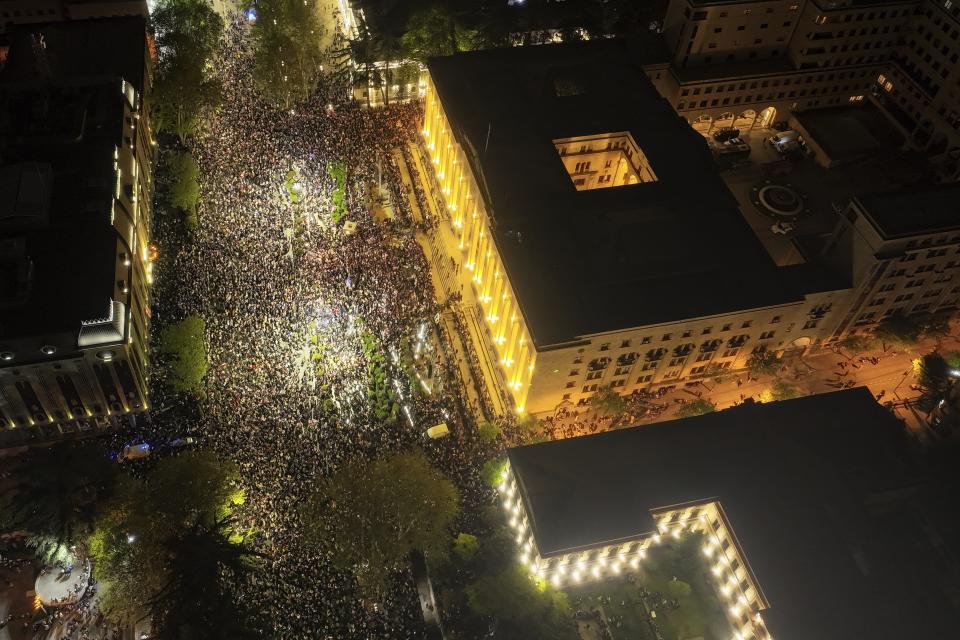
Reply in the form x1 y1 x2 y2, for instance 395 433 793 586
507 388 960 639
856 183 960 239
0 79 121 347
427 41 804 346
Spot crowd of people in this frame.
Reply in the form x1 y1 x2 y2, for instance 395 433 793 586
144 13 495 639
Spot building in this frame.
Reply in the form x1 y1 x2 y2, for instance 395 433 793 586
820 182 960 336
502 388 960 639
0 17 155 446
653 0 960 180
421 41 849 415
0 0 146 30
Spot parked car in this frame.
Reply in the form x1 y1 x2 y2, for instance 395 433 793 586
712 127 741 142
771 222 796 235
768 130 800 152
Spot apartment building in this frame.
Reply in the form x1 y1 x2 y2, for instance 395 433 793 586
503 388 960 639
655 0 960 179
0 17 155 445
656 0 910 133
821 183 960 337
421 41 848 415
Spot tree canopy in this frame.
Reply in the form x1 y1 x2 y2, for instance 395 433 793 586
159 315 208 394
0 442 116 562
874 314 922 348
89 452 244 625
252 0 326 109
746 347 780 377
589 386 627 419
400 6 481 61
840 334 879 354
302 450 459 597
917 352 952 409
166 151 201 227
148 517 262 640
676 398 716 418
465 565 578 640
151 0 224 142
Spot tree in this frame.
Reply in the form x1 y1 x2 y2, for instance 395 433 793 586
676 398 716 418
0 442 116 562
477 421 500 444
89 452 243 625
361 332 396 421
400 6 480 61
302 450 459 597
151 0 224 142
452 533 479 562
762 381 802 403
840 334 879 355
159 315 208 394
252 0 325 109
746 347 780 377
465 565 578 640
874 314 922 348
918 352 952 409
589 386 627 419
481 457 508 487
166 151 201 227
149 517 262 640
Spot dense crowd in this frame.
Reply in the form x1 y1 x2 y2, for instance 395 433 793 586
144 13 496 639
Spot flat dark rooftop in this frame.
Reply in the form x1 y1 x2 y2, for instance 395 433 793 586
857 183 960 239
0 81 121 339
428 41 800 346
508 388 960 639
0 16 147 93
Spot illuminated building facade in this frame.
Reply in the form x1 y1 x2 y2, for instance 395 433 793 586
502 388 960 639
654 0 960 180
0 17 154 445
421 42 849 415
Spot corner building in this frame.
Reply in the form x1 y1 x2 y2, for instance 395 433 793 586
655 0 960 180
0 17 155 445
421 42 847 415
502 388 960 639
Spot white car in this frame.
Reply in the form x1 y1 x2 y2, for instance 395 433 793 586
118 443 151 462
771 222 795 235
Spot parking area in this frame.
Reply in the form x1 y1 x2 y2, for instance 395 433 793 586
701 110 928 267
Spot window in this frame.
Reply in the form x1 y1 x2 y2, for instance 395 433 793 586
662 333 673 341
722 324 732 331
737 25 746 31
669 357 686 367
641 336 652 344
771 316 781 324
760 331 775 339
569 370 580 376
566 382 576 389
599 343 610 351
620 340 631 348
586 371 603 380
682 330 693 337
702 326 713 334
802 319 819 329
741 320 753 328
637 374 654 384
690 365 708 375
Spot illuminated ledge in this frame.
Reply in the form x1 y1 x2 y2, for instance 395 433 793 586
498 465 773 640
552 132 657 191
